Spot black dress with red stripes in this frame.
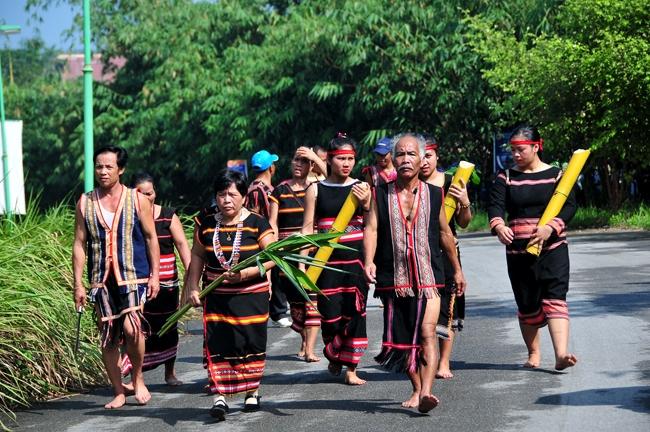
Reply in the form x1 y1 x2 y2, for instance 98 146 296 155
142 206 180 371
437 174 465 338
314 181 368 367
195 211 274 395
270 181 321 332
488 167 577 327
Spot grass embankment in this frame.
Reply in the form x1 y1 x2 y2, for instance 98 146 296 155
460 203 650 233
0 205 104 430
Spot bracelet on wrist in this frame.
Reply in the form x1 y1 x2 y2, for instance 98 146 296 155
459 202 471 209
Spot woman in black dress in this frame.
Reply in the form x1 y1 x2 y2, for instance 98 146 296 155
301 133 372 385
186 170 276 419
488 125 578 371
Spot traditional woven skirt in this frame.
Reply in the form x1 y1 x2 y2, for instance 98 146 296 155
280 269 321 333
204 290 269 396
91 273 149 348
142 280 180 371
317 258 368 368
375 295 427 373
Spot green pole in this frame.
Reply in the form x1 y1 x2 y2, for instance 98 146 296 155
0 25 20 220
0 54 11 220
83 0 94 192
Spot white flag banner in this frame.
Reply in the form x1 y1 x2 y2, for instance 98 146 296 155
0 120 26 215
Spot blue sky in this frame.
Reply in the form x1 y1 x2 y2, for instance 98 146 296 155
1 0 79 50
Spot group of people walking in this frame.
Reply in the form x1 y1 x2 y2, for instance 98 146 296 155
72 125 578 421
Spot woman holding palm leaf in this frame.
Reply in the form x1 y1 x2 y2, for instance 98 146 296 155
185 169 275 420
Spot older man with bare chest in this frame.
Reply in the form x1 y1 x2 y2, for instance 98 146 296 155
363 133 466 413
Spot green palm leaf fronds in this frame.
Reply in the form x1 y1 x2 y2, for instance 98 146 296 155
158 232 348 336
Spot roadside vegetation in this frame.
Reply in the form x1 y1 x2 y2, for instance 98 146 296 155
0 203 105 430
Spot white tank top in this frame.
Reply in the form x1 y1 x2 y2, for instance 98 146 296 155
98 200 116 228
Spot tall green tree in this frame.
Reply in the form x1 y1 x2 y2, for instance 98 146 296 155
19 0 570 208
469 0 650 207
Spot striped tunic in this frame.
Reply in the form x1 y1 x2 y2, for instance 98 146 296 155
314 181 368 367
83 186 150 293
488 167 577 326
195 212 274 395
362 165 397 188
245 180 274 220
270 181 321 332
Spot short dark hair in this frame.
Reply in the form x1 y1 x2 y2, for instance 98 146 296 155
130 171 155 188
94 146 128 168
213 169 248 197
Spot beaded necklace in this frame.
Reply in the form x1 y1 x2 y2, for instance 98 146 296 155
213 212 244 270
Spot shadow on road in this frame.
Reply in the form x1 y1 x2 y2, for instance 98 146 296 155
451 361 563 375
83 406 215 426
535 386 650 414
262 398 425 418
569 290 650 318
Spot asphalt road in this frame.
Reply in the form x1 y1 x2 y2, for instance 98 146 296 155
12 231 650 431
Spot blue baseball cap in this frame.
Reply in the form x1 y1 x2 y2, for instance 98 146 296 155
251 150 279 172
373 137 392 155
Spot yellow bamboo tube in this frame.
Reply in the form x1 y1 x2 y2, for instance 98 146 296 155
444 161 475 223
526 149 591 256
306 191 360 283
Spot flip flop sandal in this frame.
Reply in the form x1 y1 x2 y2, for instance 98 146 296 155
210 399 229 421
243 395 261 412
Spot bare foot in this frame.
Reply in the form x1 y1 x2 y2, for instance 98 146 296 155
165 376 183 386
524 351 541 368
435 369 454 379
134 384 151 405
328 362 342 376
401 392 420 408
104 394 126 409
555 353 578 371
304 353 321 363
344 370 366 386
297 338 306 358
417 395 439 413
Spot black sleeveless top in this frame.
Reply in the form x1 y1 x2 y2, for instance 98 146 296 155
156 207 177 282
315 181 365 260
374 181 445 297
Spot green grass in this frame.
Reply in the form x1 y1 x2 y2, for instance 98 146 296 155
460 208 488 232
0 202 105 430
459 204 650 233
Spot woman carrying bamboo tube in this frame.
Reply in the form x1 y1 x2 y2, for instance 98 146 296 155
487 125 578 371
301 133 372 385
185 169 276 420
419 135 472 380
